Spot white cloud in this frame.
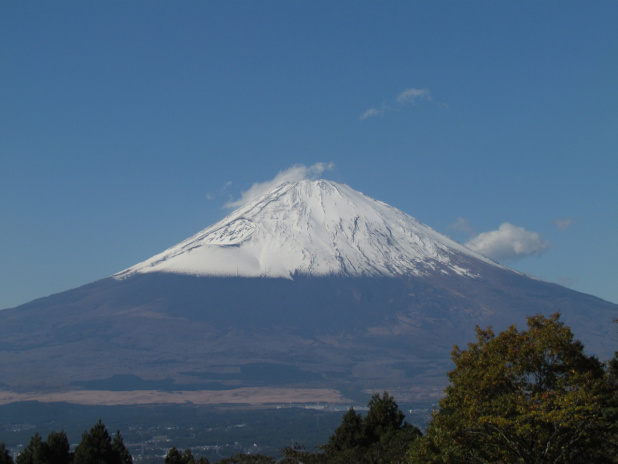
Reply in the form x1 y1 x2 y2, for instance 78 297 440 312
554 217 578 230
360 107 383 120
361 87 434 121
396 88 432 104
465 223 550 262
224 162 334 209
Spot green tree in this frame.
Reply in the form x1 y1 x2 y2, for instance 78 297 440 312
164 447 184 464
16 433 43 464
111 432 131 464
15 430 72 464
362 392 421 464
0 443 14 464
409 313 616 464
279 443 323 464
364 391 408 441
323 407 364 453
73 420 132 464
320 391 420 464
164 447 209 464
42 431 73 464
181 450 195 464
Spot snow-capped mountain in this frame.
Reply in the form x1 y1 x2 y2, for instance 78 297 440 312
115 180 498 280
1 179 616 403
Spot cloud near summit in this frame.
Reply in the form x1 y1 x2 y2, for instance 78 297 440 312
465 223 550 262
225 162 334 209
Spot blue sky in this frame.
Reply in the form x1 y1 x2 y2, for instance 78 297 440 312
1 1 616 309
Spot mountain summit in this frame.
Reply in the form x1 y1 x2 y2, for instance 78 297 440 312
115 180 497 280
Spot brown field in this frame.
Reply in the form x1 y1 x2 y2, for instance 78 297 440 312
0 388 350 406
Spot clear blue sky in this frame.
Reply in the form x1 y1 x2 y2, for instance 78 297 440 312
1 1 616 309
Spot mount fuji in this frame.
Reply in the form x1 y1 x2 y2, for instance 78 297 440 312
115 180 498 280
1 180 616 403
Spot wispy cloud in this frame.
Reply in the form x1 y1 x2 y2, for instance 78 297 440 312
465 222 550 262
396 88 432 105
360 87 435 120
224 162 334 209
360 107 384 120
207 181 233 202
448 217 475 235
554 217 579 230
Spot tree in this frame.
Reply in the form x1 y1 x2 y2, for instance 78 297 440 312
320 391 420 464
164 447 209 464
111 431 132 464
165 447 184 464
74 420 132 464
364 391 408 441
409 313 616 464
362 392 421 464
0 443 14 464
281 391 422 463
43 431 73 464
279 443 323 464
16 433 43 464
323 407 364 453
15 430 72 464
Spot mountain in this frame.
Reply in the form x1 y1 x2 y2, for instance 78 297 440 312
1 180 616 404
115 180 498 280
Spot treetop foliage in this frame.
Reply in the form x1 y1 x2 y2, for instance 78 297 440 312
1 420 133 464
409 313 617 464
281 391 420 464
165 447 210 464
0 444 14 464
73 419 132 464
14 430 73 464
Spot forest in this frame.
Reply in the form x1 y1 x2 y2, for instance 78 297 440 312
2 313 617 464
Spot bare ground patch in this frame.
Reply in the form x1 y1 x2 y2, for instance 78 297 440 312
0 388 350 406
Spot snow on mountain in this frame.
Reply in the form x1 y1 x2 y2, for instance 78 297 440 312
114 180 501 280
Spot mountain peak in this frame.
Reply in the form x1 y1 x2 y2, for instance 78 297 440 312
114 179 499 280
